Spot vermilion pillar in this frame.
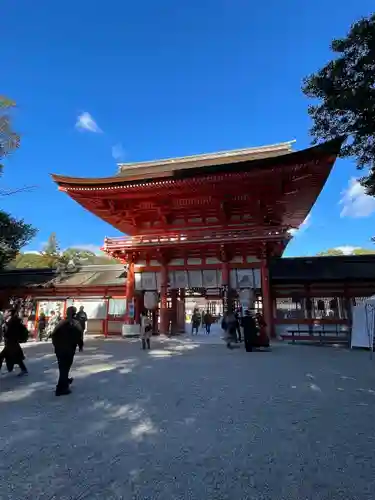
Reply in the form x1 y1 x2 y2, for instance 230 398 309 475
179 288 186 333
134 292 143 325
261 259 274 338
160 262 169 334
221 259 231 312
125 259 135 325
171 289 178 334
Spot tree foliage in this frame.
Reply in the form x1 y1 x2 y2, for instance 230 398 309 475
7 236 119 269
317 249 345 256
317 247 375 256
0 97 20 172
302 13 375 193
0 211 37 269
0 96 37 269
40 232 62 268
9 252 49 269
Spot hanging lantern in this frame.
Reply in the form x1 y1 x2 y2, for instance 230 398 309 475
144 291 158 310
239 289 255 310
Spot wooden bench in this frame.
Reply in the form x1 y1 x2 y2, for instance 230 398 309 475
281 329 349 345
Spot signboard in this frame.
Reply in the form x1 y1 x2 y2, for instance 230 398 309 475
128 299 135 319
122 324 141 337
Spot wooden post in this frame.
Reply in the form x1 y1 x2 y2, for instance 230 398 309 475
220 246 232 313
160 261 169 334
171 289 178 334
135 292 143 325
179 288 186 333
124 256 135 325
103 297 109 337
261 259 275 338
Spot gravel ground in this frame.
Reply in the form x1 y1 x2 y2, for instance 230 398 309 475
1 337 375 500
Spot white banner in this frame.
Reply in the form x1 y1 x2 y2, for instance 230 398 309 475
230 270 237 288
141 272 157 290
135 273 142 290
173 270 189 289
253 269 261 288
203 270 218 288
237 269 254 289
189 270 203 288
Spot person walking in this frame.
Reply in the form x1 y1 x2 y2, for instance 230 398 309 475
221 310 238 349
76 306 88 341
255 312 270 348
191 309 201 335
0 309 29 376
140 311 152 350
51 306 83 396
235 310 242 342
45 310 61 341
37 311 47 341
241 310 258 352
0 310 4 344
203 311 213 335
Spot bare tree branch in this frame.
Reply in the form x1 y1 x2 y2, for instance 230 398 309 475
0 185 37 196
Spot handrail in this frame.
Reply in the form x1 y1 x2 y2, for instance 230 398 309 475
103 228 289 250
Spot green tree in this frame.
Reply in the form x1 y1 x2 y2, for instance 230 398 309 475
317 249 344 256
317 247 375 256
0 96 37 268
0 96 20 173
62 247 97 264
302 14 375 194
9 252 49 269
0 211 37 269
40 232 63 268
62 247 118 265
352 248 375 255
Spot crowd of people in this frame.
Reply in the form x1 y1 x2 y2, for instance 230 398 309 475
0 300 269 399
190 306 270 352
0 305 86 396
221 309 269 351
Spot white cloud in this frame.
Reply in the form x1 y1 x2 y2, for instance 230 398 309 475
334 245 360 255
288 214 311 237
340 177 375 218
75 112 102 133
112 143 125 161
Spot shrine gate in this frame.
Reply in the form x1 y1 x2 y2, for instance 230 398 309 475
52 138 343 338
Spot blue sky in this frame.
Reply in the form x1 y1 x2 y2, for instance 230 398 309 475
2 1 375 257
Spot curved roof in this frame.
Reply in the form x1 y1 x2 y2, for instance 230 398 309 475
50 138 344 242
51 138 341 189
51 140 295 187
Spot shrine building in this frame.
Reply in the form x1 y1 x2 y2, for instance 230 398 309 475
50 138 344 339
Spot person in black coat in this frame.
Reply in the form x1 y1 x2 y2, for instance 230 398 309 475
52 306 83 396
0 309 28 375
241 310 259 352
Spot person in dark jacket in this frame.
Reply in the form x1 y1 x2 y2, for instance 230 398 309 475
0 309 28 375
52 306 83 396
241 310 259 352
76 306 87 336
37 311 47 341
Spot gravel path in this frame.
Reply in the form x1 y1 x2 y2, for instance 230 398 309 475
1 337 375 499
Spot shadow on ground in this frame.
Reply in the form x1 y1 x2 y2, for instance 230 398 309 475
1 338 375 499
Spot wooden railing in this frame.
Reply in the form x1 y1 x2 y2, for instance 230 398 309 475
103 228 289 250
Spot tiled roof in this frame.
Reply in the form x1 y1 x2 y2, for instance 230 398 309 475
0 269 56 288
270 255 375 282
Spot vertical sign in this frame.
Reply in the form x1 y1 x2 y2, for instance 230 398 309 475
128 298 135 319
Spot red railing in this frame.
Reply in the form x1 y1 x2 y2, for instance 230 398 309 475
103 228 289 251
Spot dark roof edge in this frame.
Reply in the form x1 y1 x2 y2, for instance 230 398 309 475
51 137 345 188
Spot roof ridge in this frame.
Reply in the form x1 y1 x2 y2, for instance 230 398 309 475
117 141 295 172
